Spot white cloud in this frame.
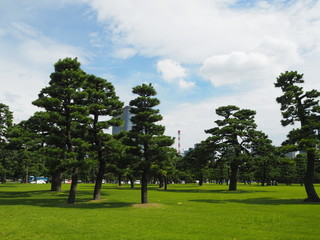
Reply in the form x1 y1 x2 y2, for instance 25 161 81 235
81 0 320 93
199 37 303 87
200 51 272 86
2 0 320 150
0 58 48 122
113 47 137 59
162 84 292 150
0 22 90 122
156 59 194 90
82 0 320 147
178 79 195 89
157 59 187 82
4 22 90 66
257 37 302 68
83 0 320 63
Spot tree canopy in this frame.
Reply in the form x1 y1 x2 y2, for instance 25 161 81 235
128 83 174 203
1 58 320 205
275 71 320 202
206 105 264 190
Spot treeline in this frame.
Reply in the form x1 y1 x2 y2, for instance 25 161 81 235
0 57 174 204
183 138 317 187
0 58 319 203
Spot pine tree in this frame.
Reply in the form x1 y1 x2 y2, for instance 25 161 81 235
83 74 123 200
128 83 173 203
275 71 320 202
206 105 258 191
33 57 89 203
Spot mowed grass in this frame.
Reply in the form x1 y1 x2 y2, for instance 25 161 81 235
0 183 319 240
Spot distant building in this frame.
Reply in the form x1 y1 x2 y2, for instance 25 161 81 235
285 151 299 159
183 148 194 156
112 106 134 134
183 143 200 156
284 150 307 159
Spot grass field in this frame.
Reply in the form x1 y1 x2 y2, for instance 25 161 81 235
0 183 319 240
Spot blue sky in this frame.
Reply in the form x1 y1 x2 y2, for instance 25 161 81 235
1 0 320 151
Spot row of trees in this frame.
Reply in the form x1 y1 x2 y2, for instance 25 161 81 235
183 71 320 202
0 58 174 204
0 57 319 202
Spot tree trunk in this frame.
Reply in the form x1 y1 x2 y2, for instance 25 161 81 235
159 176 164 188
261 165 266 186
129 177 134 189
1 172 6 183
24 166 28 183
93 178 102 200
297 158 304 186
51 171 62 191
67 167 79 204
118 175 122 187
229 160 239 191
199 175 203 186
164 176 167 190
303 150 320 202
91 170 96 184
93 154 106 200
141 171 148 204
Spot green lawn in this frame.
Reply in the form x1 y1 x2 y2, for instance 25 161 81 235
0 183 319 240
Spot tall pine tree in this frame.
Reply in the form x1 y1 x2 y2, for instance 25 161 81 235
84 74 123 200
33 57 89 203
128 83 173 203
206 105 258 191
275 71 320 202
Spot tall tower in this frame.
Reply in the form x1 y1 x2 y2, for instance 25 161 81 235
178 130 181 155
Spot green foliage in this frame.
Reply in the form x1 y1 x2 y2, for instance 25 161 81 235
206 105 260 190
4 61 320 207
183 141 213 185
83 74 123 200
0 103 13 144
0 103 13 182
32 58 91 201
128 83 174 202
32 57 90 155
5 122 45 182
128 83 173 168
84 74 123 132
275 71 320 201
2 58 124 201
275 71 320 148
250 131 277 186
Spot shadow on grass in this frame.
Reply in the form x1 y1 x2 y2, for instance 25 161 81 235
104 184 271 194
164 189 269 194
189 197 320 205
0 190 52 198
0 184 18 187
0 190 134 209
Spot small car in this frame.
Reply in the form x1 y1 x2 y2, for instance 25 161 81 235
30 179 47 184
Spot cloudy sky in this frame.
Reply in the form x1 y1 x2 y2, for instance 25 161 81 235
1 0 320 151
